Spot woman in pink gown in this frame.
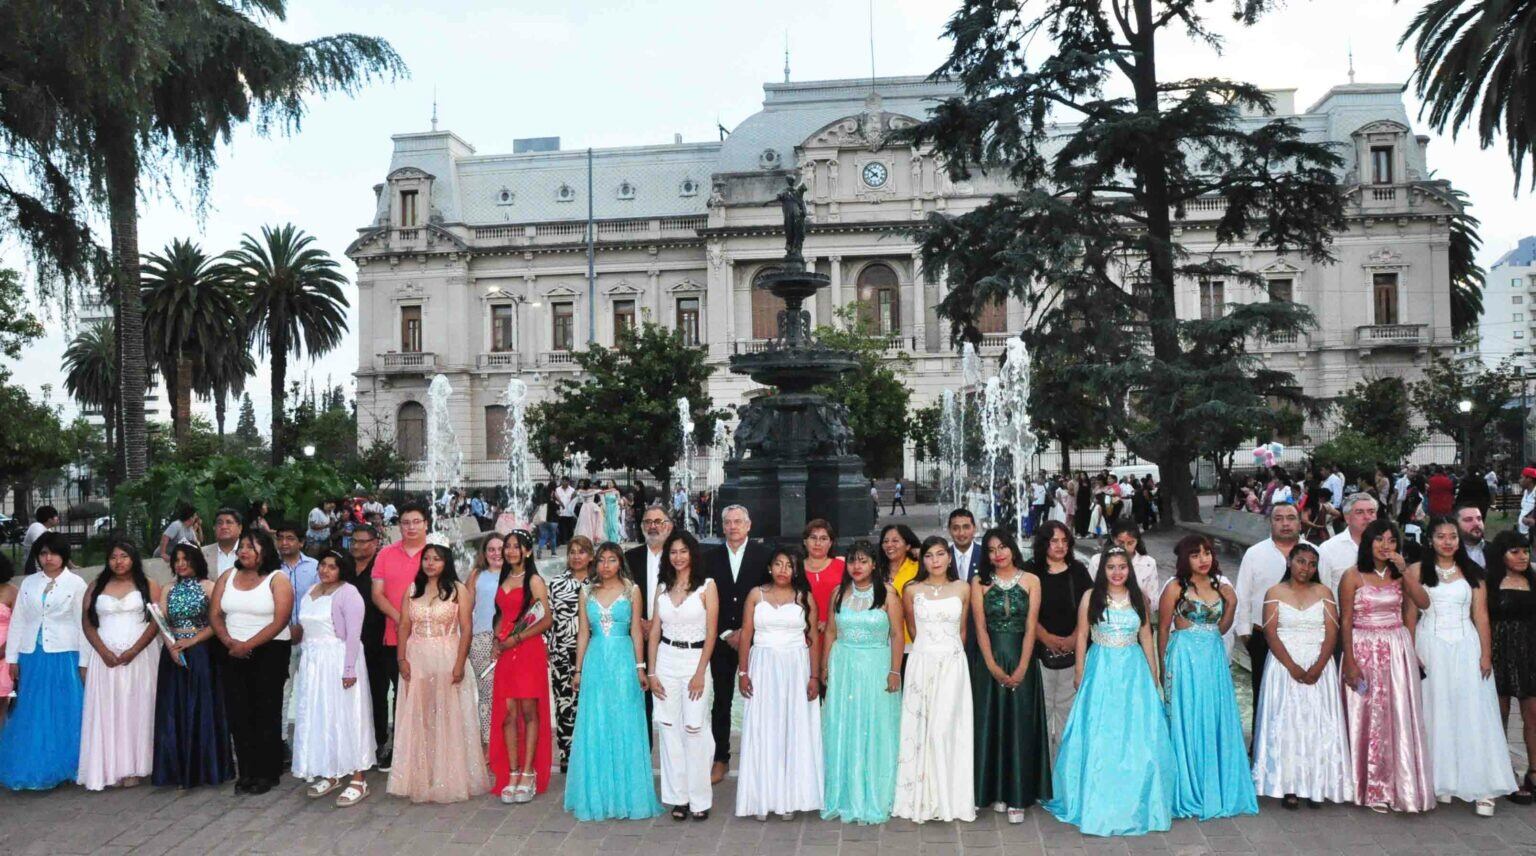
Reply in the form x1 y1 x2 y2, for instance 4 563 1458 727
1338 520 1434 813
0 560 14 728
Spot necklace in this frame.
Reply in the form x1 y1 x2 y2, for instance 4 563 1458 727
1107 592 1132 610
992 571 1020 591
925 580 946 598
1434 562 1459 582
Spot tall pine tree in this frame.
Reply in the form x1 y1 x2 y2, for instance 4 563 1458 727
235 393 261 445
905 0 1347 521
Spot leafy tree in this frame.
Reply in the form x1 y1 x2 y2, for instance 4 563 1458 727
527 323 719 486
904 0 1347 522
63 320 119 467
235 393 261 444
200 331 257 437
1412 355 1521 467
349 435 414 493
0 269 44 363
0 0 403 482
812 307 913 478
1312 431 1406 481
1403 0 1536 190
0 273 71 514
285 381 356 463
141 238 244 442
228 224 350 465
1333 376 1426 464
1027 344 1112 473
910 403 942 464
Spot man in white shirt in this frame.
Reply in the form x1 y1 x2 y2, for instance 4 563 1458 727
1320 464 1345 529
21 505 58 574
1234 502 1311 730
1455 504 1488 569
1520 467 1536 537
201 507 244 574
622 503 671 744
705 505 770 782
948 508 982 581
1319 493 1379 593
306 500 333 551
554 477 578 544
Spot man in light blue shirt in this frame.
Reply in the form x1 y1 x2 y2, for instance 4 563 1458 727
274 522 320 626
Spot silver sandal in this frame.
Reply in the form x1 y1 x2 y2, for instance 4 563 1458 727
335 779 369 807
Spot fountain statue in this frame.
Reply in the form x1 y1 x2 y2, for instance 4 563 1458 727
716 180 873 542
500 377 533 529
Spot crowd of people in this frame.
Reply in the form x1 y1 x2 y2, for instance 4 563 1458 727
0 474 1530 839
955 471 1163 541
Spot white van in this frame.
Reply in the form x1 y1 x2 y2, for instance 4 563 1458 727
1110 464 1160 483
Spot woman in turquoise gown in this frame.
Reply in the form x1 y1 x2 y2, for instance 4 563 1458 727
1158 536 1257 820
602 484 623 545
564 543 660 821
820 541 905 824
1043 547 1174 837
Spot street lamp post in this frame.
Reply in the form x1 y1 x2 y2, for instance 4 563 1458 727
303 444 316 459
1458 399 1472 468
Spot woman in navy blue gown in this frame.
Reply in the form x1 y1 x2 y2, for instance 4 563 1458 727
153 543 234 787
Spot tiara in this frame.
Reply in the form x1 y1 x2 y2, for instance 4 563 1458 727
425 532 451 548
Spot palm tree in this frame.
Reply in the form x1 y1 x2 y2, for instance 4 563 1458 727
199 332 257 437
62 319 118 466
141 239 243 442
1445 187 1486 337
1402 0 1536 189
228 224 349 464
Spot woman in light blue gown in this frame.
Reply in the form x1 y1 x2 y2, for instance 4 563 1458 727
564 542 660 821
1158 535 1258 820
1043 547 1174 837
820 541 905 824
602 482 624 545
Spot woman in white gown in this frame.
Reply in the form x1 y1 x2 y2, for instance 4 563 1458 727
1414 517 1516 816
291 551 376 805
1251 543 1353 807
894 536 975 823
735 547 823 820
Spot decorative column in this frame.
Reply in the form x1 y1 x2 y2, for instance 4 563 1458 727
647 267 661 325
724 259 737 344
522 274 537 359
829 256 843 325
804 255 819 327
910 251 926 351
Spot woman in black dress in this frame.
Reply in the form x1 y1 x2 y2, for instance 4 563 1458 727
1488 531 1536 803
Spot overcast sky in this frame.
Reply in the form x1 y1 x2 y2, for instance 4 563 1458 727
3 0 1532 432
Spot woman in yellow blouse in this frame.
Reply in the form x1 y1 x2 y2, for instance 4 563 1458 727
879 524 922 642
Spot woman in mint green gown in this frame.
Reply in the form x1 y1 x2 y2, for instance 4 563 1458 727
564 542 660 821
1043 547 1174 837
820 541 905 824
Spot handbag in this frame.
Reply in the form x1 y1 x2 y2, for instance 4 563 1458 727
1036 567 1079 670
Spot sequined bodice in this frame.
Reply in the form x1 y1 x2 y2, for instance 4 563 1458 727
1423 577 1474 641
1273 600 1327 651
166 578 209 637
1173 592 1224 634
1352 580 1405 631
910 593 964 653
1090 604 1141 647
983 581 1029 633
836 601 890 648
587 591 632 638
407 596 461 639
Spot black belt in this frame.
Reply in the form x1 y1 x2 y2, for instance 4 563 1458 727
660 635 704 649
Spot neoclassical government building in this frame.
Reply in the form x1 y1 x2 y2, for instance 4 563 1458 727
348 75 1466 485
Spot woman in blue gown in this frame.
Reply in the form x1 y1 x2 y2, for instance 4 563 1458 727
602 483 624 545
1043 547 1174 836
564 541 660 820
152 543 234 787
820 541 905 824
1158 535 1257 820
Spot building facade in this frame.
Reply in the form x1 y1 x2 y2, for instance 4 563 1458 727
348 76 1466 486
1472 236 1536 371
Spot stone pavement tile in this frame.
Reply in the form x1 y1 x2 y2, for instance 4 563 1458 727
550 839 600 856
963 829 1005 848
835 843 880 856
836 822 878 841
1001 843 1046 856
1200 834 1258 854
799 845 843 856
1078 840 1130 855
800 822 842 843
1452 832 1517 852
1124 836 1171 853
917 823 959 843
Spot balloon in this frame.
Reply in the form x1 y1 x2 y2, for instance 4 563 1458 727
1269 442 1285 457
1252 446 1268 462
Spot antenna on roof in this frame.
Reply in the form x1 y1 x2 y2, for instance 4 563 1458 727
718 117 729 141
784 30 790 83
868 0 877 87
431 85 439 131
1347 43 1355 84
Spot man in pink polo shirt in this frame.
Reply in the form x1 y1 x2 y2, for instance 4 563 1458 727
368 499 430 770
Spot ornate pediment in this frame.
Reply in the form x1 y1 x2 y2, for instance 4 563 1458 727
669 277 703 293
1363 247 1408 269
803 94 921 152
1259 257 1305 276
387 166 436 182
481 288 520 302
1351 120 1410 138
605 279 644 296
543 284 581 299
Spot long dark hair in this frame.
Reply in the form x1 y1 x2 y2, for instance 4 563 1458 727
977 528 1025 585
915 535 958 584
833 539 887 611
1107 519 1148 555
168 541 210 581
1488 530 1536 591
876 524 921 578
238 528 281 576
659 530 705 595
1278 543 1322 584
89 540 152 627
319 549 358 585
1030 520 1077 570
412 543 460 601
593 541 632 585
1420 516 1484 588
1173 534 1224 597
763 545 813 617
496 529 537 629
1356 519 1405 579
1087 546 1147 627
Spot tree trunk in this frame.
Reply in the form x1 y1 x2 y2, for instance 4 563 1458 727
163 362 180 443
270 322 287 466
1058 436 1072 475
174 354 193 442
214 391 227 437
105 125 147 481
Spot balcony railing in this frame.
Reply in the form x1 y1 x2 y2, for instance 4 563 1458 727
476 352 521 371
379 351 436 372
539 351 579 366
732 339 773 355
1264 330 1299 345
1370 186 1398 201
1356 324 1426 346
978 332 1013 351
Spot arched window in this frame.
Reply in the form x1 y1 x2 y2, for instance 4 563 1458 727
857 263 900 335
485 405 508 459
397 402 426 462
751 267 786 339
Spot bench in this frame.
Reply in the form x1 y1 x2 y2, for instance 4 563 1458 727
1177 507 1270 557
1492 492 1522 514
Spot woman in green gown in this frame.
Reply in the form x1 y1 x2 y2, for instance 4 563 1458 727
819 541 905 824
970 528 1052 822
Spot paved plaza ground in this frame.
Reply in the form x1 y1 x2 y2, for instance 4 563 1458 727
3 500 1534 854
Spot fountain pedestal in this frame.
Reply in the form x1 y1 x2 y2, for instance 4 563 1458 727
716 262 874 542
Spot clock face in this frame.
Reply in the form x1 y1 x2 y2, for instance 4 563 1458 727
862 161 889 188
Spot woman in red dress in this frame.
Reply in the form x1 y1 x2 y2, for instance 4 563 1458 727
488 531 554 804
802 519 846 633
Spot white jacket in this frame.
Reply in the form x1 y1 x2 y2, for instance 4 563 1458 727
6 570 87 664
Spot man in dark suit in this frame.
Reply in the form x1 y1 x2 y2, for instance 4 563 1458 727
624 503 672 742
948 508 987 582
705 504 771 783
